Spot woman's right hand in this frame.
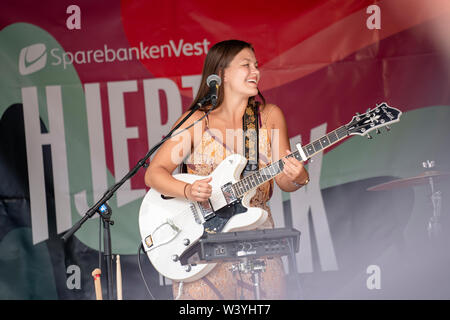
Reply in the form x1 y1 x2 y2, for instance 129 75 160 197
186 177 212 202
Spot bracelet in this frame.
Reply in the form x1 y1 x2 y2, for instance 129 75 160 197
292 178 309 188
183 183 190 199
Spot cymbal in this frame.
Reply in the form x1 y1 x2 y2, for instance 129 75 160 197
367 171 450 191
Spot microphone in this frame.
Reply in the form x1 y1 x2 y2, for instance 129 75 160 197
206 74 221 107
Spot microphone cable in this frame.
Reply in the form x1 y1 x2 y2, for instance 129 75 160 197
137 242 156 300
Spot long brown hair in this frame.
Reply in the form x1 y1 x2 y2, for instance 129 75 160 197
190 39 265 112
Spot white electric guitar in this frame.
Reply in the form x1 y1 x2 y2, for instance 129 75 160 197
139 102 402 282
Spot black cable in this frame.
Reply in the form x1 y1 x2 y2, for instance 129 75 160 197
137 242 156 300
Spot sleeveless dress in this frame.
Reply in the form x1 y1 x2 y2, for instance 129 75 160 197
172 107 287 300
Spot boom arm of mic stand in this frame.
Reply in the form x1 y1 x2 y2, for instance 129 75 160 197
61 102 205 242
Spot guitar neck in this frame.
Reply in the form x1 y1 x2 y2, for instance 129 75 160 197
232 125 349 198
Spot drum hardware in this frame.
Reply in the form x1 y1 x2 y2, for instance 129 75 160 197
367 160 450 239
423 160 442 239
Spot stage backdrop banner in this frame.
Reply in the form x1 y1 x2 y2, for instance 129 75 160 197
1 0 450 299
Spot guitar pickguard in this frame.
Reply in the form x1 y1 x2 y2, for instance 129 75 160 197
203 200 247 233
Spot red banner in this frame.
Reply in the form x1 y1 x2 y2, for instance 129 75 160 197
1 0 450 300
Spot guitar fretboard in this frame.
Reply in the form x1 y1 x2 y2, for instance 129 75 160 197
232 126 348 198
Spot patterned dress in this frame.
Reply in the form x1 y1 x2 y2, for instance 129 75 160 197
172 106 287 300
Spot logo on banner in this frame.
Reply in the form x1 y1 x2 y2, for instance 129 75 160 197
19 43 47 75
18 39 210 71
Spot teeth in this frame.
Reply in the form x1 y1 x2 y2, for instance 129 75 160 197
247 79 257 83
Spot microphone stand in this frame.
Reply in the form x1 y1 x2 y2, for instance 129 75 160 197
61 96 212 300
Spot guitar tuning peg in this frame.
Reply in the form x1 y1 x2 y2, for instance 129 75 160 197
376 129 381 134
367 134 373 139
386 125 391 131
366 108 371 113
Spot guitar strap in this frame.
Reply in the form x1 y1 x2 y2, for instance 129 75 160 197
242 103 259 177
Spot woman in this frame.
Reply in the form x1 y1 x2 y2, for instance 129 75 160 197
145 40 309 299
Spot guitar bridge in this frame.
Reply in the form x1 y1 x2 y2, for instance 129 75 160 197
189 203 202 224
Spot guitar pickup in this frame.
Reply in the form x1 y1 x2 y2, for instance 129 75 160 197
221 182 238 204
198 200 215 221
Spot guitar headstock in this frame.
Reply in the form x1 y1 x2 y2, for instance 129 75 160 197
346 102 402 138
